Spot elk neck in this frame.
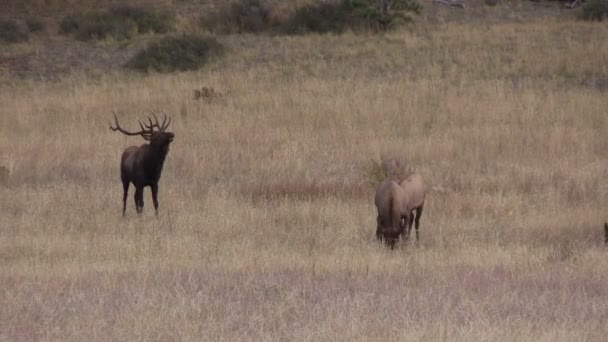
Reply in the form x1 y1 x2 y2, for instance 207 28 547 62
142 142 169 170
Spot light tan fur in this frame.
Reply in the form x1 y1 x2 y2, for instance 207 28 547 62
374 180 410 249
398 173 428 241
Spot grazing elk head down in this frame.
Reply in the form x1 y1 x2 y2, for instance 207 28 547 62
110 112 174 217
374 180 410 249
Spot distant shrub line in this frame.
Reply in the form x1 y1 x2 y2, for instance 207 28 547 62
60 6 174 41
580 0 608 21
126 35 225 73
0 20 30 43
201 0 422 34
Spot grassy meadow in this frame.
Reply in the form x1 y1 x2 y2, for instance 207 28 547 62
1 13 608 341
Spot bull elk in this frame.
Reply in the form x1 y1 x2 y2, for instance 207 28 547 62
110 112 174 216
374 174 428 249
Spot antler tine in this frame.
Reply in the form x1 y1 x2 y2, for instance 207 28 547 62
152 113 161 130
159 112 171 132
109 110 151 139
164 116 171 131
138 120 153 136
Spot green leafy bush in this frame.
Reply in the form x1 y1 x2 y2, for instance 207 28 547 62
580 0 608 21
59 6 173 41
0 20 29 43
126 35 225 73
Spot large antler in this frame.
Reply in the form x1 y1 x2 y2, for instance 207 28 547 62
141 112 171 133
110 110 172 139
110 110 153 140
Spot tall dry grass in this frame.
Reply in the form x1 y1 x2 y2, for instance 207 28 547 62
1 21 608 340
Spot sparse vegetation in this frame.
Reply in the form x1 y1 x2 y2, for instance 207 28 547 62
285 0 421 34
581 0 608 21
126 35 224 72
366 157 410 185
59 6 173 41
0 165 8 186
25 18 45 32
201 0 421 34
0 19 29 43
201 0 272 33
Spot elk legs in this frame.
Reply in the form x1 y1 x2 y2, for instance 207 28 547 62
151 183 159 216
134 187 144 214
414 206 423 241
122 181 129 216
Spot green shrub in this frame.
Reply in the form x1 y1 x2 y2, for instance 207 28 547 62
26 18 45 32
0 20 29 43
126 35 224 73
285 0 421 34
59 6 173 41
581 0 608 21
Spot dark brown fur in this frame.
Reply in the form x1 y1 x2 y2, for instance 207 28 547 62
110 113 174 216
604 223 608 245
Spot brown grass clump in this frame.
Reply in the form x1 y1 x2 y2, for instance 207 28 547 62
1 19 608 341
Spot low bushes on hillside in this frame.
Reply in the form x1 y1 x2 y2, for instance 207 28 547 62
26 18 45 33
580 0 608 21
59 6 173 41
285 0 422 34
200 0 421 34
0 20 29 43
200 0 284 33
126 35 224 73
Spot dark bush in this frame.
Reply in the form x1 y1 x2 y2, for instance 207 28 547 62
26 18 45 32
580 0 608 21
59 6 173 41
285 0 421 34
109 6 174 33
0 20 29 43
201 0 275 33
126 35 224 73
201 0 420 34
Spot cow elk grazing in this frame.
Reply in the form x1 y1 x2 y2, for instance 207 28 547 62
374 180 410 249
110 112 174 217
398 174 428 241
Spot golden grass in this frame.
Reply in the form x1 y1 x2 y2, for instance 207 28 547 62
1 20 608 340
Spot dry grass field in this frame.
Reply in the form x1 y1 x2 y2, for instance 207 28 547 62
2 6 608 340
